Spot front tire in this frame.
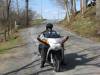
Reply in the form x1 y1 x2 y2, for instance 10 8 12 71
53 53 61 72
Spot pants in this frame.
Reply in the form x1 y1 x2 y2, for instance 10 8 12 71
38 44 49 67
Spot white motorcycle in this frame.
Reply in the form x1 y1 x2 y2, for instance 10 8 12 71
38 36 69 72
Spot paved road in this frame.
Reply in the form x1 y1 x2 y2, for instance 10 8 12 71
0 24 100 75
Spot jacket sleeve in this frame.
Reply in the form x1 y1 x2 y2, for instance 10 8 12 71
62 36 69 44
37 33 44 41
37 33 49 45
37 32 45 39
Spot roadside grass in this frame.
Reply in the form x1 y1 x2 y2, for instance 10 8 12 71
0 34 23 54
59 6 100 42
70 14 96 37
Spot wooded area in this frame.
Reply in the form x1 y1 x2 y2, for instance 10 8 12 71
0 0 99 42
53 0 96 22
53 0 100 41
0 1 100 74
0 0 40 42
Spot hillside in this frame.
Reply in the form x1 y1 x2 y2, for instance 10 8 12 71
59 6 100 42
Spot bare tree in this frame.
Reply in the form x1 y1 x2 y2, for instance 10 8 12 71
25 0 29 27
64 0 70 22
0 0 12 40
14 0 19 31
6 0 11 39
0 0 4 28
80 0 87 14
16 0 19 15
52 0 77 22
71 0 76 15
52 0 70 21
0 0 11 40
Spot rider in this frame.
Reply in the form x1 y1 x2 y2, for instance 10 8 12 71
37 23 61 68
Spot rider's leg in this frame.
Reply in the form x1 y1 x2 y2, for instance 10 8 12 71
41 49 46 68
40 45 49 68
38 44 43 54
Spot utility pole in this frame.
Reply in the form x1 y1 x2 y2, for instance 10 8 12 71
41 0 43 19
16 0 19 15
25 0 29 27
15 0 19 29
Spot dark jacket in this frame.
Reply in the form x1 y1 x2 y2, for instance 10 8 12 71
37 30 60 40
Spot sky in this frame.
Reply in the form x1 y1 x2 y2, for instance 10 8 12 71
17 0 80 20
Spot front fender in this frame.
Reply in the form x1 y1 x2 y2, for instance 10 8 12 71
46 48 64 60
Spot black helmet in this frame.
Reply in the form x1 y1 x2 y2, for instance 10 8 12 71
46 23 53 29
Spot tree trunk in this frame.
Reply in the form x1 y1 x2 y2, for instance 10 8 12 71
6 0 11 39
4 29 7 41
16 0 19 23
16 0 19 15
71 0 73 14
73 0 76 15
64 0 70 22
80 0 87 15
71 0 76 16
25 0 29 27
96 0 100 20
64 6 70 22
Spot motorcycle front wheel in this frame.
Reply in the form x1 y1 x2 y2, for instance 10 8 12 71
52 51 61 72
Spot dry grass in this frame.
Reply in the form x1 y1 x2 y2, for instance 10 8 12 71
0 33 23 54
59 6 100 42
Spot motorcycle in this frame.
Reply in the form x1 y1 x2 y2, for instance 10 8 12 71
37 36 69 72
